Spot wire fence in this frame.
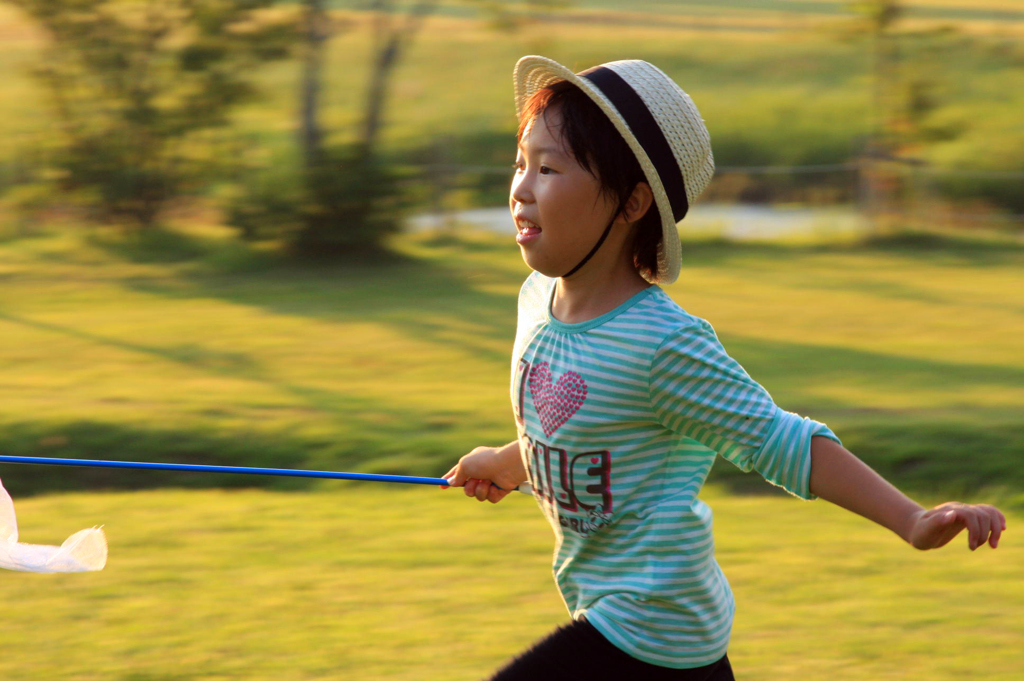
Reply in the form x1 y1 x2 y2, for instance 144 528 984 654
2 148 1022 233
412 160 1024 231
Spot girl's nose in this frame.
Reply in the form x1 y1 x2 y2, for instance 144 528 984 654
510 172 533 206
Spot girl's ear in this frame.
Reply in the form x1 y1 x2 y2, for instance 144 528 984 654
620 182 654 225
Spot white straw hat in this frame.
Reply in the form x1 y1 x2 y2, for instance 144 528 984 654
513 56 714 285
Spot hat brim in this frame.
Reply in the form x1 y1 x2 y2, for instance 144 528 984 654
513 55 683 285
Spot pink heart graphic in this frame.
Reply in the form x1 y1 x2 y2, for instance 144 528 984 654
529 362 588 437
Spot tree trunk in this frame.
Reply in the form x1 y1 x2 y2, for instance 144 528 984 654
300 0 329 168
359 0 437 163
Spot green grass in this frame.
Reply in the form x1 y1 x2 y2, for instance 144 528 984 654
1 225 1022 507
0 4 1021 675
0 483 1019 680
0 221 1022 677
0 228 525 494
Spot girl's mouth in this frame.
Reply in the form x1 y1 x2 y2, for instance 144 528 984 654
515 216 542 244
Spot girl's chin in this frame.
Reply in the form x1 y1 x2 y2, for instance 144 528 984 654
519 250 566 279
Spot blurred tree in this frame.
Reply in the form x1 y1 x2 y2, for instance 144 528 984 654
299 0 335 168
9 0 301 230
288 0 569 256
353 0 567 167
848 0 903 228
288 0 436 256
843 8 1016 226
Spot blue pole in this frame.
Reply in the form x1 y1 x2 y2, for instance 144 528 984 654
0 455 450 487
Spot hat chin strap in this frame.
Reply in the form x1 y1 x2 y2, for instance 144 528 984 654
560 203 625 279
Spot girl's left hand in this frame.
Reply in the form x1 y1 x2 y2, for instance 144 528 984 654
908 502 1007 551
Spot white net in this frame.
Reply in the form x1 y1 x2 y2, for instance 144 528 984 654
0 477 107 573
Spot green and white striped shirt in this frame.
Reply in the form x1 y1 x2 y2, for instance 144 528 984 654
511 271 841 669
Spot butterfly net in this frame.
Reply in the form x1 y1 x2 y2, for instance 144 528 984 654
0 477 107 573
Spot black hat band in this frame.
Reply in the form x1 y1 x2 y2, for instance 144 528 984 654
580 66 690 222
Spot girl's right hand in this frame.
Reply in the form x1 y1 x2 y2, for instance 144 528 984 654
442 443 527 504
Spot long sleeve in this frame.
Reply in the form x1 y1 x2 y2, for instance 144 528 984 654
648 319 841 500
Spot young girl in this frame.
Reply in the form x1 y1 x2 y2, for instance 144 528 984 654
443 56 1007 680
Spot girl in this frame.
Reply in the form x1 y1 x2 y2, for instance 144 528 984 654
443 56 1007 680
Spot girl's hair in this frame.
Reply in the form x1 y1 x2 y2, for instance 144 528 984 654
517 80 663 282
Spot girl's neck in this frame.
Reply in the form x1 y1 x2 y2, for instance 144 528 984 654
551 254 651 325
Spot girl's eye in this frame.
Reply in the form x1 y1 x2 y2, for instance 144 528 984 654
510 161 552 175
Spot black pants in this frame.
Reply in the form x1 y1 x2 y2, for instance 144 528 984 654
488 618 735 680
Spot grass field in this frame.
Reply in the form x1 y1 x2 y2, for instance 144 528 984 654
0 483 1019 680
1 221 1022 677
1 225 1022 504
0 3 1021 676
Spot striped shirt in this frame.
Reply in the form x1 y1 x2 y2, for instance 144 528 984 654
511 271 842 669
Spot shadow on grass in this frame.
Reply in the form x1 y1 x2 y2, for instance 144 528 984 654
707 418 1024 511
678 229 1024 270
721 333 1024 398
0 419 320 497
104 233 524 366
85 227 214 263
0 299 510 498
707 331 1024 507
3 320 1021 507
98 228 1024 376
4 415 1020 511
10 229 1023 508
0 308 263 375
0 415 476 498
853 230 1024 267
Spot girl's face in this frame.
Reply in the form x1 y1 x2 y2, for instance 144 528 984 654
510 108 620 278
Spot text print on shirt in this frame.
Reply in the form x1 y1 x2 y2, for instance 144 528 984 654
514 359 614 536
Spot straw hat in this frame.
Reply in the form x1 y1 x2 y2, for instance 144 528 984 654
513 56 715 285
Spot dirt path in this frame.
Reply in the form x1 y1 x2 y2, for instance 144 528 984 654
407 203 870 242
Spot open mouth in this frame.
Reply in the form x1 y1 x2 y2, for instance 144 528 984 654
515 216 542 236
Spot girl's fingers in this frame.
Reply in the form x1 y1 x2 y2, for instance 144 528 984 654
985 506 1003 548
962 509 981 550
474 480 492 502
457 476 511 502
988 517 1002 548
919 503 1008 551
936 510 960 548
973 512 992 551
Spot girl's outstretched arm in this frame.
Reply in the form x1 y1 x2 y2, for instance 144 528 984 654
808 436 1007 551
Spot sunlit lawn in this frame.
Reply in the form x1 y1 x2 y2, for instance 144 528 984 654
0 2 1022 676
0 223 1021 677
0 212 1022 680
0 226 1021 505
0 482 1019 680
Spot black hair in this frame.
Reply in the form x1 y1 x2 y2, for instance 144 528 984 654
517 79 662 281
